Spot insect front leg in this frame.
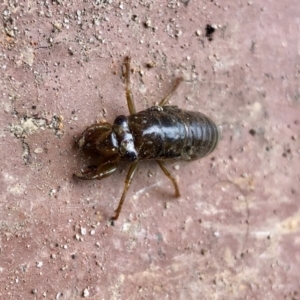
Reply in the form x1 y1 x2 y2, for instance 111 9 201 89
156 160 180 197
111 161 139 221
123 56 137 115
74 159 119 180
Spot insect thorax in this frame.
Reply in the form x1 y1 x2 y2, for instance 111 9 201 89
113 115 138 162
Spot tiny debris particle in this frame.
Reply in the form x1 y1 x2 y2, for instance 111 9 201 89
80 227 87 235
205 24 216 41
173 165 180 170
213 231 220 237
83 288 90 298
144 19 152 28
122 222 131 232
249 129 256 136
52 21 62 31
237 195 245 201
68 47 74 55
145 61 155 68
200 248 207 255
3 9 10 16
175 29 183 38
90 229 95 235
34 147 43 154
36 261 43 268
49 189 56 197
31 289 38 294
131 14 138 21
195 29 202 36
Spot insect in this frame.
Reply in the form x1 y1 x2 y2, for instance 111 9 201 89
74 57 219 222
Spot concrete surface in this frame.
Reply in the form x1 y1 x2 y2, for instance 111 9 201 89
0 0 299 299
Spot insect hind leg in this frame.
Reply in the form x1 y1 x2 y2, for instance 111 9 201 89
158 78 183 106
156 160 180 197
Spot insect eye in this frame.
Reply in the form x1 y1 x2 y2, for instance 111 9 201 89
125 150 137 162
114 115 127 126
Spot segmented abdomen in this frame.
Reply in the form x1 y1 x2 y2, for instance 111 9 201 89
128 106 219 161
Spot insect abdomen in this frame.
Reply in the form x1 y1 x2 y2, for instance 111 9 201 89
181 109 219 160
128 106 219 161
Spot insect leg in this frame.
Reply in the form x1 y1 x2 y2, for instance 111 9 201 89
158 78 183 106
124 56 137 115
74 159 118 180
156 160 180 197
111 161 139 221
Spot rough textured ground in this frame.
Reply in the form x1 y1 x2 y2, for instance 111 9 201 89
0 1 299 299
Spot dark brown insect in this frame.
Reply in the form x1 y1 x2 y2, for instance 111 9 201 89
74 57 219 222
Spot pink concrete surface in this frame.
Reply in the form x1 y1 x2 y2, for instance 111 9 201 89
0 1 299 299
